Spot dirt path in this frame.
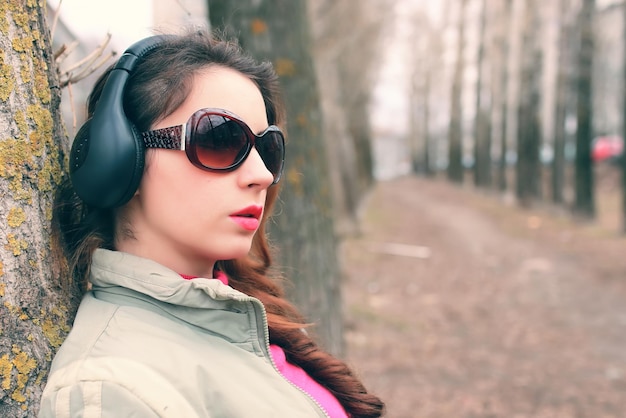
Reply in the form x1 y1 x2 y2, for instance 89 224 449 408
341 175 626 418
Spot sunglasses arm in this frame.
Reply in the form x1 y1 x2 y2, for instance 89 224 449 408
142 124 186 151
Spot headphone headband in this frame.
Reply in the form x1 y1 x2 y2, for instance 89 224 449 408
69 35 170 209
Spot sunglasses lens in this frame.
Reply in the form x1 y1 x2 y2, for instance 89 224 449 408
187 110 284 183
256 131 284 181
193 114 248 168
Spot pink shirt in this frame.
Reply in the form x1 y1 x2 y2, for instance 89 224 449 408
181 272 348 417
269 343 348 417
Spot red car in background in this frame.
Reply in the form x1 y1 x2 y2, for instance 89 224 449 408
592 135 623 164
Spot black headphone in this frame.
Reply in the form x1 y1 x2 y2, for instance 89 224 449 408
69 35 169 209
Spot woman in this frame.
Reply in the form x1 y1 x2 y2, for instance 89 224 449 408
39 30 384 418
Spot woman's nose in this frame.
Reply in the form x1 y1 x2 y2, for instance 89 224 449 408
238 147 274 188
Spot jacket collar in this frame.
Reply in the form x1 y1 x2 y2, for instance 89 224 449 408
91 249 250 306
89 249 268 354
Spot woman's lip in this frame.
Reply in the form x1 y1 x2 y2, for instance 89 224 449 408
230 205 263 219
229 205 263 231
229 215 260 231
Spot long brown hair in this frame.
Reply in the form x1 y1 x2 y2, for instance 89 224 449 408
53 29 384 417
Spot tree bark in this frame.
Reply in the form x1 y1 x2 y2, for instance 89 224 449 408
515 0 542 207
333 2 387 195
0 1 74 416
622 0 626 233
208 0 344 355
496 0 513 192
421 66 433 176
307 0 388 237
552 0 573 205
407 12 434 176
473 0 492 188
574 0 596 218
308 4 359 237
448 0 468 183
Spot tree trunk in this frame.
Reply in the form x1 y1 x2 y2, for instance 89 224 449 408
448 0 468 183
208 0 344 355
497 0 513 192
334 2 388 195
0 2 74 416
407 12 433 176
622 0 626 233
552 0 573 205
308 9 360 237
422 67 433 176
308 1 371 237
515 0 542 206
346 99 376 190
574 0 596 218
473 0 492 188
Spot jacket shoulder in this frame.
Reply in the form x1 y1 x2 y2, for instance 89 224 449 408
40 357 200 417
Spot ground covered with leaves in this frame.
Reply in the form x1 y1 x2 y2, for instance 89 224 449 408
341 168 626 418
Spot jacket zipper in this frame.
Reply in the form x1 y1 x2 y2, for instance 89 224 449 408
235 295 331 418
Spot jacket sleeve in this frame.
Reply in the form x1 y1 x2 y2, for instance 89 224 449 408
39 381 161 418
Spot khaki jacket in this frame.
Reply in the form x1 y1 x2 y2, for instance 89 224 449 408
39 249 328 417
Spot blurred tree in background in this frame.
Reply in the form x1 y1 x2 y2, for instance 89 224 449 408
574 0 597 218
208 0 345 355
308 0 391 237
515 0 542 206
447 0 468 183
623 0 626 232
552 0 576 205
495 0 513 193
472 0 492 189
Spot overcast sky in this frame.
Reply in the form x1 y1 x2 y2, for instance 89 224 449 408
48 0 154 49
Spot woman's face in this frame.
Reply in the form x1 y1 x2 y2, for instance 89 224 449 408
116 66 275 277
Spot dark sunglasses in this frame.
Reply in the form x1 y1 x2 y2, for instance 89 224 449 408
141 108 285 184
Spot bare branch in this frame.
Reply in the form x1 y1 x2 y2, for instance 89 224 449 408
56 34 116 88
53 43 67 61
61 34 111 74
67 82 77 134
54 40 78 62
50 0 63 41
61 50 116 87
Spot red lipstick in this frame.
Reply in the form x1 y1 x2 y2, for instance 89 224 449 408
229 205 263 231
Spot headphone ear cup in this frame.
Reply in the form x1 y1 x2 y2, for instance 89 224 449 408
69 67 146 209
68 36 168 209
70 120 92 174
69 111 145 209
